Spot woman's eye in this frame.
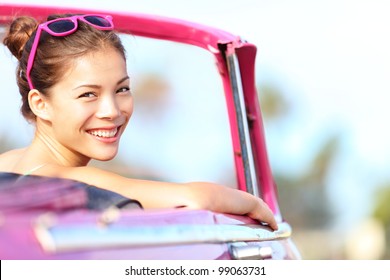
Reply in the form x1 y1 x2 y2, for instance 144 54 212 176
79 92 96 98
117 87 131 94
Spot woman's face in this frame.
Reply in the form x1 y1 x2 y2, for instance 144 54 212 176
43 47 133 163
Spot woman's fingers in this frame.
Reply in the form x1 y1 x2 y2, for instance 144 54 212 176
249 199 278 231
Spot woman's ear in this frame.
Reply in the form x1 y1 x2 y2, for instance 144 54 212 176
28 89 51 121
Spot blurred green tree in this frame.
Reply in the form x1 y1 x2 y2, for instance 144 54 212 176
372 184 390 259
258 84 337 229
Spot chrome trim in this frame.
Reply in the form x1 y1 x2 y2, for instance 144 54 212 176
34 219 292 253
226 49 259 196
229 242 273 260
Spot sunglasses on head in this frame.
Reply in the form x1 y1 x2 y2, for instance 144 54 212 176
26 14 114 90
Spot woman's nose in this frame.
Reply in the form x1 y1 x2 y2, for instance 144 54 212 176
95 96 120 119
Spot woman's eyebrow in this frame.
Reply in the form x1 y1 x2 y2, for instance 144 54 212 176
117 76 130 85
72 76 130 90
72 84 101 90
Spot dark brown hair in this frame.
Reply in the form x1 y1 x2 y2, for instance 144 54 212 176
3 14 126 122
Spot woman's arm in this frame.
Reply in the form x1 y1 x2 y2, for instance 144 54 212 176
57 165 278 230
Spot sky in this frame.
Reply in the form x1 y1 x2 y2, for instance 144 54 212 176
2 0 390 233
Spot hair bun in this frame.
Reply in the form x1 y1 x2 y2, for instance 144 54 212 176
3 16 38 60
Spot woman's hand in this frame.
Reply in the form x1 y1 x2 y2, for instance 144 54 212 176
184 182 278 231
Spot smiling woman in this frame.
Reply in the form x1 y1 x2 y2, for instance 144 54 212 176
0 13 278 230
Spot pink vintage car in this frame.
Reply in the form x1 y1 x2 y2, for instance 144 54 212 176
0 3 301 260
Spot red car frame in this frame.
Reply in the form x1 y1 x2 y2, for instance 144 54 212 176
0 3 301 260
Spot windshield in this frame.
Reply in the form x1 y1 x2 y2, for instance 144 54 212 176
0 31 238 189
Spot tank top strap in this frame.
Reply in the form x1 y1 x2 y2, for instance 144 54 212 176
23 163 47 176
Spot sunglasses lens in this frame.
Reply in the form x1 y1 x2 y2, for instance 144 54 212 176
84 16 111 27
47 20 75 33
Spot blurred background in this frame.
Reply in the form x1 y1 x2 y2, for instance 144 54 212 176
1 0 390 259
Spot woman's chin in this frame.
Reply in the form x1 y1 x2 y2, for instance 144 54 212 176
91 151 118 162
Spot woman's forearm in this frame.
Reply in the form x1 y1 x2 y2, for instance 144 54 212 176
62 166 278 230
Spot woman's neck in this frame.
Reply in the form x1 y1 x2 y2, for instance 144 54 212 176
30 130 91 167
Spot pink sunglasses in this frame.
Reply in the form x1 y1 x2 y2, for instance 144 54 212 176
26 14 114 90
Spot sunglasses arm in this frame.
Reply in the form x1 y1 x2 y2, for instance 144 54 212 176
26 26 43 90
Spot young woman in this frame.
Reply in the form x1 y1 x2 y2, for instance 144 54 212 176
0 14 277 230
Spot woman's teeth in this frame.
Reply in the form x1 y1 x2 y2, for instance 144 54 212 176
88 128 118 138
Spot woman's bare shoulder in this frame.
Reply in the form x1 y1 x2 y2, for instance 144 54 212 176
0 148 26 158
0 148 26 171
